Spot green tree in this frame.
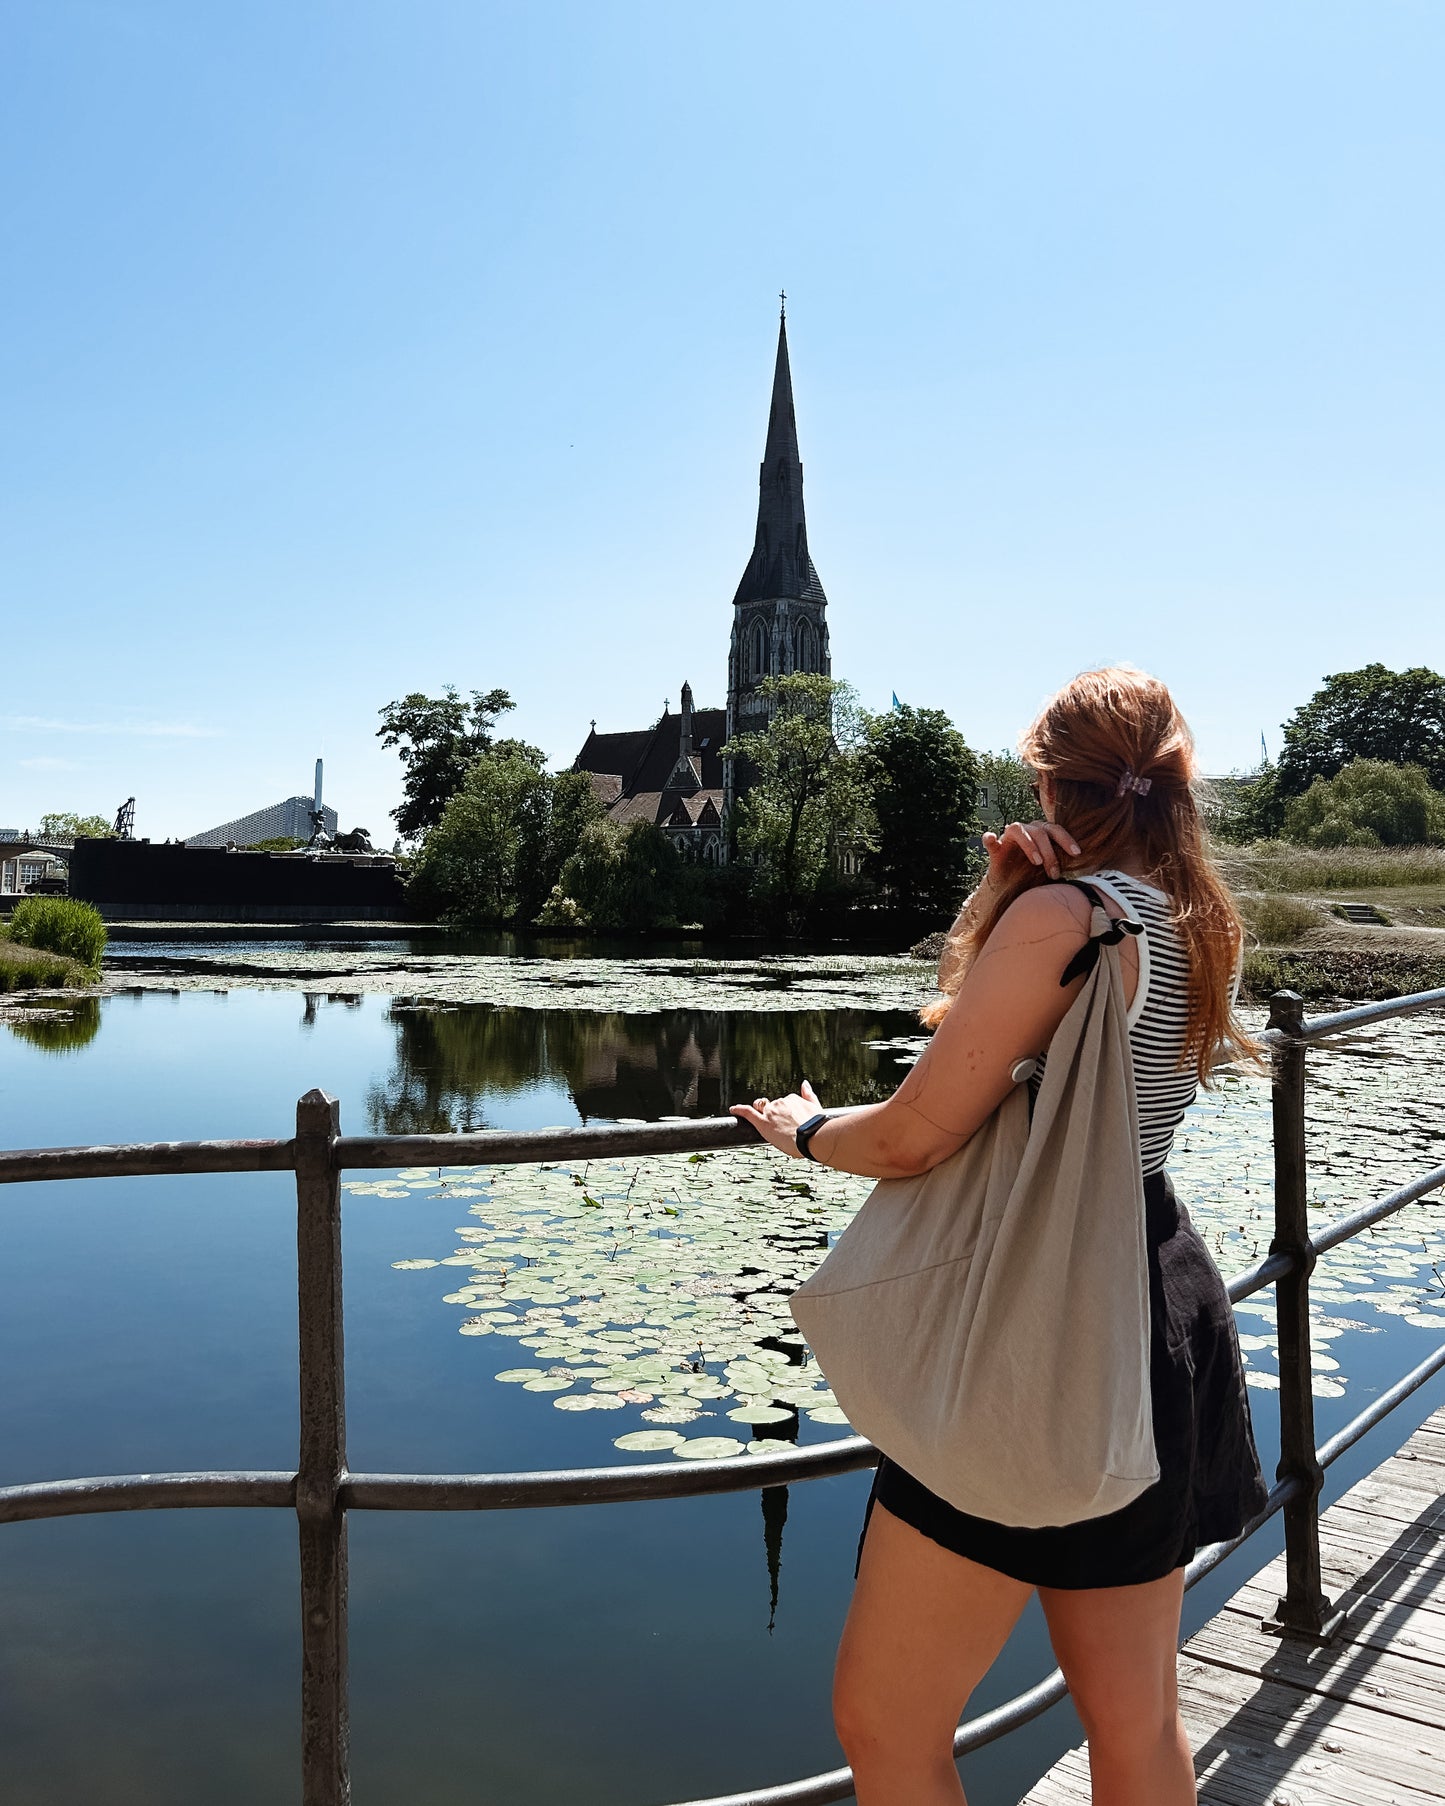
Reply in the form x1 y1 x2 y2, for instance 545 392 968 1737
538 818 716 933
377 685 516 840
722 673 871 920
407 743 601 924
1276 665 1445 798
974 751 1035 828
38 812 115 839
1207 763 1286 845
859 705 980 919
1282 758 1445 848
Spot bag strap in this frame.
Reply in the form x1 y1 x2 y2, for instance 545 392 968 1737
1053 878 1143 988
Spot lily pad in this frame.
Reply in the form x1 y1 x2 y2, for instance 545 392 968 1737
613 1430 686 1452
673 1436 747 1460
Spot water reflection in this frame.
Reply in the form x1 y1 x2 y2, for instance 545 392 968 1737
4 997 102 1055
365 1003 918 1133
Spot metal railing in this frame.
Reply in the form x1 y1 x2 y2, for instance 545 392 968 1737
2 985 1444 1805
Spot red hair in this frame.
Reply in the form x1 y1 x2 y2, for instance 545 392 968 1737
924 666 1258 1082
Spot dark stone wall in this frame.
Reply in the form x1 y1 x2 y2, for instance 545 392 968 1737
68 838 406 922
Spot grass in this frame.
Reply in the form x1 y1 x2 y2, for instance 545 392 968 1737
6 895 107 970
1242 945 1445 1005
1236 893 1322 945
1217 841 1445 893
0 942 90 992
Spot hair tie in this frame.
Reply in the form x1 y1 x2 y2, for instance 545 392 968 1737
1116 769 1152 798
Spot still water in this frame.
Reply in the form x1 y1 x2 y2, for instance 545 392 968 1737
1 951 1443 1806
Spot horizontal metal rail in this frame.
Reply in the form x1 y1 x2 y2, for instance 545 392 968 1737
1 983 1443 1806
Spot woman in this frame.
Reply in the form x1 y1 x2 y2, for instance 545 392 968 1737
731 666 1268 1806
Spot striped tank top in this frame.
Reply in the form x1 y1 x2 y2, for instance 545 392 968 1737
1032 867 1197 1178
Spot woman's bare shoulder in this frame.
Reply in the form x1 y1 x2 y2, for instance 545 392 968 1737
989 882 1093 947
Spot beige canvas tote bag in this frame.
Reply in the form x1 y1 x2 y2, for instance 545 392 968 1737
789 891 1158 1528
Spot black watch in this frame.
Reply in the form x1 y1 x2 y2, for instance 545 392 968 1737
794 1111 831 1162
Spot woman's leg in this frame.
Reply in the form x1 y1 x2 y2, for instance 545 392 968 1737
833 1500 1034 1806
1036 1566 1195 1805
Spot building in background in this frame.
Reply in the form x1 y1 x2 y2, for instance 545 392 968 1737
571 302 830 860
187 796 337 848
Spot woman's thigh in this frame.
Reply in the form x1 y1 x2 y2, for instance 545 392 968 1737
1036 1566 1186 1741
834 1500 1034 1745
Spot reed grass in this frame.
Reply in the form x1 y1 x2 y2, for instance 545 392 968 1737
1217 841 1445 893
0 943 87 992
1237 893 1322 945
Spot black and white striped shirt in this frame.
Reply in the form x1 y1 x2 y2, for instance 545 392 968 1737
1033 867 1198 1178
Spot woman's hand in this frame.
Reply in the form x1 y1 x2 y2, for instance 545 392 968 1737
729 1078 824 1158
982 819 1081 883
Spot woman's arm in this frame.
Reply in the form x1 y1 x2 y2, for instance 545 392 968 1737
731 882 1096 1178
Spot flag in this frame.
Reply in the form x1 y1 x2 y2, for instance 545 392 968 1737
891 692 902 711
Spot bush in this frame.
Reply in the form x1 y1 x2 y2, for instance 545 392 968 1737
1282 759 1445 849
7 897 107 973
1237 894 1321 945
538 819 722 933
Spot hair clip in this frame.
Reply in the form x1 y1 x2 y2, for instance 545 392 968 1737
1116 769 1152 798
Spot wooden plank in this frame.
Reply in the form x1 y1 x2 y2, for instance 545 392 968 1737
1186 1612 1445 1726
1179 1667 1445 1801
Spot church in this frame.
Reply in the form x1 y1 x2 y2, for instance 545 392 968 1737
570 301 831 864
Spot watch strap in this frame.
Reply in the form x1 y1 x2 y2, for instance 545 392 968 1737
794 1111 831 1161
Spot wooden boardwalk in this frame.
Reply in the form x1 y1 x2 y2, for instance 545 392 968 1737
1022 1403 1445 1804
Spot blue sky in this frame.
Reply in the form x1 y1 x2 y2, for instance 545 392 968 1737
3 1 1442 841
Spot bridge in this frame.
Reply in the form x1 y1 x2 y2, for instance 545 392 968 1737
0 984 1442 1803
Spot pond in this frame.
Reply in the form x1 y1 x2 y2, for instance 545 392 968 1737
1 940 1443 1806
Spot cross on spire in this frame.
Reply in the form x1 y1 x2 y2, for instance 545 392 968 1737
779 288 786 319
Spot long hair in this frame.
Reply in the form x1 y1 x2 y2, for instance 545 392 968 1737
924 666 1259 1082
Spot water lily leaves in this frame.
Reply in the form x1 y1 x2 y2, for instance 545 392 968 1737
495 1368 540 1383
806 1405 852 1425
673 1436 747 1460
727 1404 794 1425
457 1321 493 1336
391 1258 439 1270
641 1405 705 1424
523 1375 574 1392
553 1395 600 1411
614 1430 686 1452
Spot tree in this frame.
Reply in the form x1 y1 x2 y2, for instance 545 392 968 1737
1206 764 1285 845
377 686 516 840
406 743 601 925
1276 665 1445 798
974 752 1035 828
858 705 980 920
38 811 114 839
538 818 717 933
1282 759 1445 848
722 673 871 920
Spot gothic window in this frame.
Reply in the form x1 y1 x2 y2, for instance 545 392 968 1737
750 620 767 680
794 619 814 672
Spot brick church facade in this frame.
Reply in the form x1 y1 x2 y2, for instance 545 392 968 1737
571 303 830 864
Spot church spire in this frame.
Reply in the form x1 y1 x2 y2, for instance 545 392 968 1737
731 301 826 608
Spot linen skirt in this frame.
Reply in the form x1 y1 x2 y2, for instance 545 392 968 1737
856 1169 1270 1590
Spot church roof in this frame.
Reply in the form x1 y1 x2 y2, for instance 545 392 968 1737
573 706 728 797
730 306 827 609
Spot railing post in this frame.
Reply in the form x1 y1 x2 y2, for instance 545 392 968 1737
1262 992 1345 1644
295 1089 351 1803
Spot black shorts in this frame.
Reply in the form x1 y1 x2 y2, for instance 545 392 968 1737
856 1170 1270 1590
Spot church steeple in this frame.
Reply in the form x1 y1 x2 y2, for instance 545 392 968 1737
724 299 833 816
731 299 827 609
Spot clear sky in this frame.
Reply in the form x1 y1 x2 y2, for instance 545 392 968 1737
3 1 1442 841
